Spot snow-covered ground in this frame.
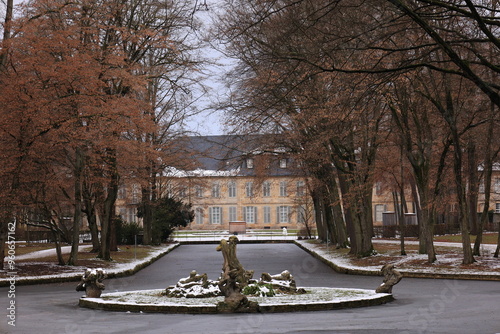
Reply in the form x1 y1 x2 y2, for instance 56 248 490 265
15 245 92 261
297 239 500 278
95 287 386 306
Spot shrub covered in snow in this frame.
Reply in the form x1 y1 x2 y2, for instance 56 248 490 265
243 283 276 297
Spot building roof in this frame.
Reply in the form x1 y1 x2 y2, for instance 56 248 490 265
168 135 302 177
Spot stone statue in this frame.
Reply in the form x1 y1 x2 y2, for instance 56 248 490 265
261 270 295 286
165 270 219 298
178 270 208 287
216 237 258 312
163 236 307 312
375 264 402 294
260 270 304 294
76 268 106 298
216 236 253 288
218 269 244 301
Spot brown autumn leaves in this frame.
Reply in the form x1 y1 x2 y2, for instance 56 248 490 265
0 0 200 265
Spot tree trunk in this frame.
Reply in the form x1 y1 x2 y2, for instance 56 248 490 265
99 197 113 261
474 152 492 256
423 209 437 263
409 177 427 255
393 191 407 256
398 147 407 256
99 149 119 261
474 103 496 256
326 175 348 248
51 225 65 266
87 211 100 253
0 216 9 270
310 163 347 245
454 154 475 265
494 230 500 258
467 141 478 235
337 173 358 254
418 191 437 263
410 166 437 263
359 194 374 256
474 210 485 256
0 0 13 71
339 173 374 257
68 146 84 266
348 206 374 257
110 217 117 251
0 0 14 269
324 195 337 244
311 189 327 241
82 177 101 253
445 95 474 264
141 187 153 245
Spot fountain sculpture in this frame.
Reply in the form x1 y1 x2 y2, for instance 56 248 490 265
76 268 107 298
375 264 402 293
165 235 304 312
79 237 394 313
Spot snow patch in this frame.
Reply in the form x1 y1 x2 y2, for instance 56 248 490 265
88 287 387 307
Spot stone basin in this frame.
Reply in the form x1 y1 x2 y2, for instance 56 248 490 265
79 287 393 314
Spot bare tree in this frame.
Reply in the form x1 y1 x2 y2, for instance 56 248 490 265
213 0 500 262
0 0 14 269
214 0 392 256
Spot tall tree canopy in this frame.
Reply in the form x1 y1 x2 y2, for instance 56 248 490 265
214 0 500 262
0 0 203 265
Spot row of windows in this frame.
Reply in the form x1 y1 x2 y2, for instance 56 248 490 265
121 178 500 205
118 205 308 225
482 179 500 193
194 205 307 225
117 184 141 203
376 179 500 196
182 181 306 198
378 202 500 218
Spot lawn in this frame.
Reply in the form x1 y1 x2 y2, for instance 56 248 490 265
15 244 154 264
308 237 500 275
434 232 498 244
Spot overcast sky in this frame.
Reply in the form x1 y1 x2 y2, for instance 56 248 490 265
184 0 232 136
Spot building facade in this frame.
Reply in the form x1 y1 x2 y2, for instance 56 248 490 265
170 174 311 230
114 136 500 233
162 135 313 231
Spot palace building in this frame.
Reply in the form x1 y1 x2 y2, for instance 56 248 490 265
159 135 313 231
115 135 500 234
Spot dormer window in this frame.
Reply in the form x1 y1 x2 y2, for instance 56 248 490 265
246 158 254 169
279 158 287 168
